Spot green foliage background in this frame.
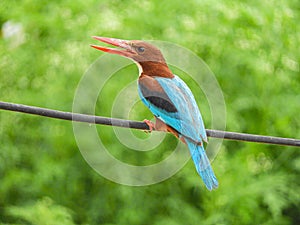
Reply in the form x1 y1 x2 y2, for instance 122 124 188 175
0 0 299 224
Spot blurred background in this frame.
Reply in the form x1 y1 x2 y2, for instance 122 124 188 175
0 0 299 224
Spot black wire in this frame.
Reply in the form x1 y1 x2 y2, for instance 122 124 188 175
0 101 299 147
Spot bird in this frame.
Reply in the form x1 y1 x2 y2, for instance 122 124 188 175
91 36 218 190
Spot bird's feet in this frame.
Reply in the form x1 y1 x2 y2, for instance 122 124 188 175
143 119 155 133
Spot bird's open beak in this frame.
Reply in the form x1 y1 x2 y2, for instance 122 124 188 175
91 36 135 57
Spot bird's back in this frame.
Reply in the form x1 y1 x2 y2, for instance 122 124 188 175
138 74 207 143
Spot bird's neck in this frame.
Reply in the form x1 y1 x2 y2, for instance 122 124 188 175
137 61 174 78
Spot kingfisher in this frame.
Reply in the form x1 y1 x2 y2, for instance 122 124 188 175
91 37 218 190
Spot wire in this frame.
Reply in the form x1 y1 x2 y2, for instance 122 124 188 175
0 101 299 147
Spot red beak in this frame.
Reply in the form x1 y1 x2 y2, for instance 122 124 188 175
91 36 135 57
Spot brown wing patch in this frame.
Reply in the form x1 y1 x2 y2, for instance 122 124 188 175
138 75 178 113
139 74 165 91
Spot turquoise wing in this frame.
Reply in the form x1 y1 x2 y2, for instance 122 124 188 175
138 75 207 143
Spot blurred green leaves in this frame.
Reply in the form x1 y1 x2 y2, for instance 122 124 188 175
0 0 299 224
6 197 75 225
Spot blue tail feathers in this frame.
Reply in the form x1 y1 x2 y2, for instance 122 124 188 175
185 139 218 191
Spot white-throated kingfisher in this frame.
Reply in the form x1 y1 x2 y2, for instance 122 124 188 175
91 36 218 190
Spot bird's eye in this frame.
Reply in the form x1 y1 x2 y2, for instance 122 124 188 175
137 47 145 53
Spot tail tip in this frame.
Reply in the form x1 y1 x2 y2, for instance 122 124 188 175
205 176 219 191
200 169 219 191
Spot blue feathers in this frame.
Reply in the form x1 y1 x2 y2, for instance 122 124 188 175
138 74 218 190
185 139 218 190
155 76 207 142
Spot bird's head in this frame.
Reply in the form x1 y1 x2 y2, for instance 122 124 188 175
91 36 166 63
91 36 173 77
